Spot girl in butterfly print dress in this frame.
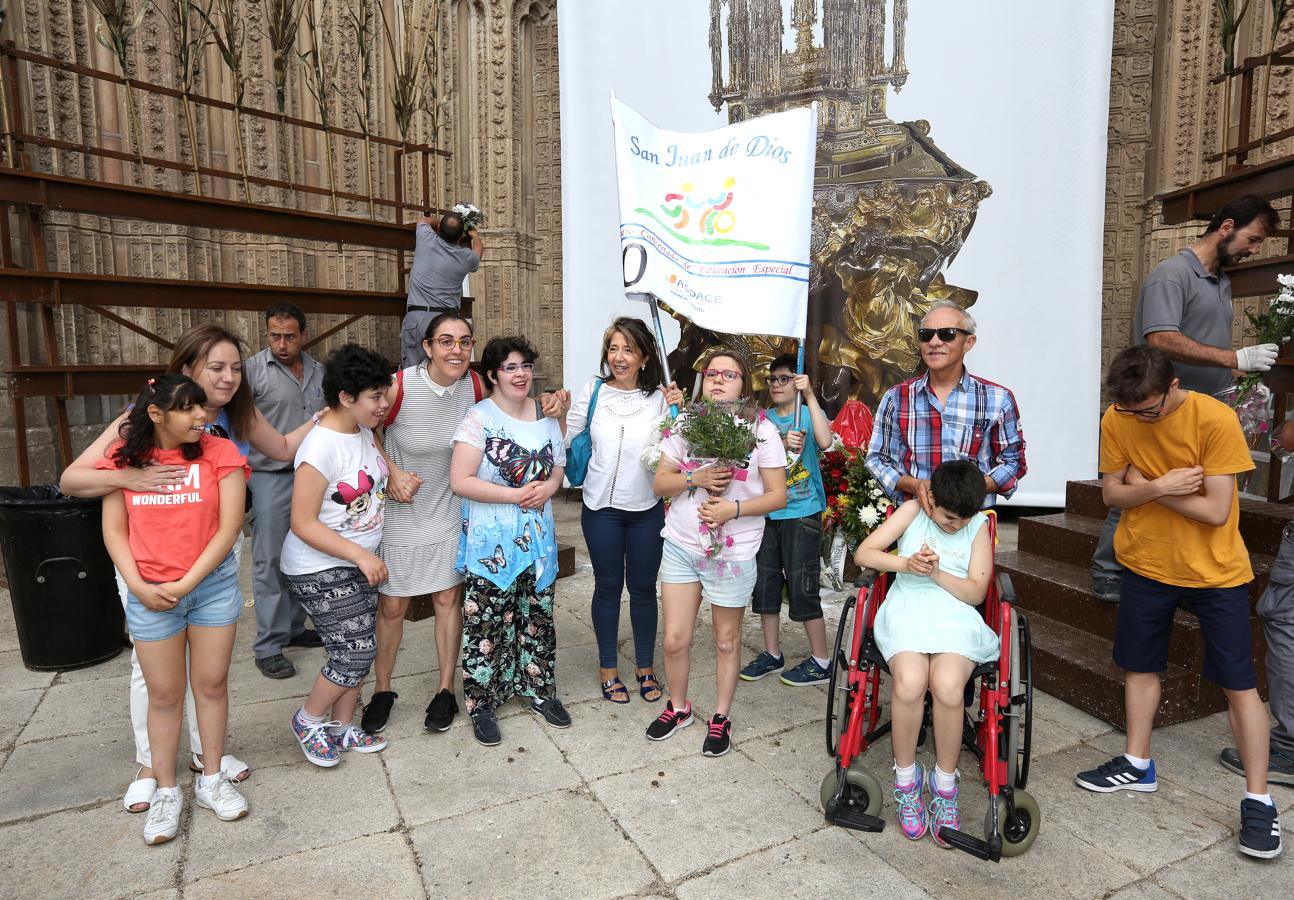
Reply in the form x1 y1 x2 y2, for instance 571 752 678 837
450 336 570 745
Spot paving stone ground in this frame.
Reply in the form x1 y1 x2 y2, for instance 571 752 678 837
0 499 1288 898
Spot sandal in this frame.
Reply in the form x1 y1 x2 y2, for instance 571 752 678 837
189 752 251 783
637 671 663 703
600 677 631 704
123 766 157 814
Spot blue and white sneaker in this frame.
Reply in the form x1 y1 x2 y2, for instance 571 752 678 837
1238 799 1283 859
1074 755 1157 793
739 651 785 682
780 657 830 687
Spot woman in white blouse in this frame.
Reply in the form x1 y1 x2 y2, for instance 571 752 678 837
566 317 683 704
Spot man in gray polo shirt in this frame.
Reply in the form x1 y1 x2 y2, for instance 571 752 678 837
1091 194 1280 602
246 302 326 678
401 211 482 368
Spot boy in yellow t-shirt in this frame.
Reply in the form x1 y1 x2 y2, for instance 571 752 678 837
1072 346 1281 860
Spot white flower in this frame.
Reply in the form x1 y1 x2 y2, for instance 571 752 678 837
857 505 880 527
1278 273 1294 289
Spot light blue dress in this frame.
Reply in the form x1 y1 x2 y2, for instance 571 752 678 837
873 510 1000 664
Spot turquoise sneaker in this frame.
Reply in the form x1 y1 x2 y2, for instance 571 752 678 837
893 762 927 840
929 771 961 849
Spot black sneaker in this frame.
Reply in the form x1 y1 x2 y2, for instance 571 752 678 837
1238 798 1283 859
1074 756 1157 793
360 691 397 734
287 629 324 648
471 709 502 746
645 701 693 741
1219 746 1294 786
701 713 732 757
530 696 572 729
424 689 459 733
255 653 295 680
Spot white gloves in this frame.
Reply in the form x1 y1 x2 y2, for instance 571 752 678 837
1236 343 1279 372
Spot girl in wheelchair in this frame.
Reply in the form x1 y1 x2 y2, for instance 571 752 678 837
854 459 1000 846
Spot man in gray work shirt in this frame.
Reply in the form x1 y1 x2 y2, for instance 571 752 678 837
1091 194 1280 603
246 303 326 679
401 210 482 368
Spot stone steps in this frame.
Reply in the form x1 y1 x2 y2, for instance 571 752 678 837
999 480 1276 727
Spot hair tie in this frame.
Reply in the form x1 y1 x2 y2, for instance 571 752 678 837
146 377 156 388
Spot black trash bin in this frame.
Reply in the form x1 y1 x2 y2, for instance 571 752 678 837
0 485 125 671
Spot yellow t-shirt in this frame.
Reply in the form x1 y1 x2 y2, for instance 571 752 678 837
1099 392 1254 588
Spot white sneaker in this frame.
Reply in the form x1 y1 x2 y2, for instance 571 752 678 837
193 772 249 821
143 788 183 845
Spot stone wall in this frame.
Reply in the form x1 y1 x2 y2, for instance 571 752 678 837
1103 0 1294 394
1 0 562 483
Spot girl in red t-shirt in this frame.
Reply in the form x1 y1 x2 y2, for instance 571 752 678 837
99 375 250 845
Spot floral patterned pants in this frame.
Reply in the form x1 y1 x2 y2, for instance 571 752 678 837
461 567 557 714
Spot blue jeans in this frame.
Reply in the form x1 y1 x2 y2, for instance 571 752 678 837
581 502 664 670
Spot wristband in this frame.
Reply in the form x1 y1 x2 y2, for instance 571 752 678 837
734 499 741 519
685 469 695 497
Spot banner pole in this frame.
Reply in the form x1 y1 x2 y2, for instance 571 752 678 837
646 294 679 417
793 339 805 432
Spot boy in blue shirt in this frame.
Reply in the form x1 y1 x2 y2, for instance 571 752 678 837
740 354 836 685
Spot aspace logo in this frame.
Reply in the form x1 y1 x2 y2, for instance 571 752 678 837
667 273 723 307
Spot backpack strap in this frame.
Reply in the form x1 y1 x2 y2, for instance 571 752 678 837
469 369 484 402
383 367 406 429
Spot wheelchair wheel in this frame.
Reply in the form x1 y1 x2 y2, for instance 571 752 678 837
820 764 883 818
1005 609 1034 790
825 593 856 757
992 788 1041 857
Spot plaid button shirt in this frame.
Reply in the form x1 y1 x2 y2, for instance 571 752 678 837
864 369 1027 508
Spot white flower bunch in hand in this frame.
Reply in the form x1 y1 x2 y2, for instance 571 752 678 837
452 202 484 231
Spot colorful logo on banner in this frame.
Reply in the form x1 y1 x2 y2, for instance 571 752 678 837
611 95 816 340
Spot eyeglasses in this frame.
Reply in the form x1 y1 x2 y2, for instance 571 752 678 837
918 327 973 343
1113 391 1169 419
432 336 475 350
767 374 795 387
498 362 535 374
703 368 742 383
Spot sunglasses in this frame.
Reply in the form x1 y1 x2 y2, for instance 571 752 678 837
918 327 973 343
703 368 742 383
1113 390 1169 419
498 362 534 374
767 374 795 387
431 336 475 350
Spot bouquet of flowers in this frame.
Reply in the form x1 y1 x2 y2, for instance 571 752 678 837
660 399 764 560
452 201 484 231
818 439 892 589
840 452 893 547
1223 273 1294 472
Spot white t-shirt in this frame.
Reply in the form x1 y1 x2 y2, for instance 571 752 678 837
565 378 667 511
659 415 785 561
280 424 388 576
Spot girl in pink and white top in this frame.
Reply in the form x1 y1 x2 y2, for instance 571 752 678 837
644 349 786 757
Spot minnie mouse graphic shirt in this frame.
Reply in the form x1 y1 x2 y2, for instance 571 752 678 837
451 399 565 592
280 423 388 576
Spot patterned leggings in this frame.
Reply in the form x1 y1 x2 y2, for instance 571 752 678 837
284 565 378 688
461 566 556 714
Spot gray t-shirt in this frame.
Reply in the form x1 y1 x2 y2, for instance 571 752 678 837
244 347 324 473
407 222 480 310
1133 248 1234 396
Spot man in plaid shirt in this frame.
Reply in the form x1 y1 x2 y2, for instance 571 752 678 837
865 300 1027 512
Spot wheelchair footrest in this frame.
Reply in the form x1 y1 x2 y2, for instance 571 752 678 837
937 826 1000 863
825 805 885 833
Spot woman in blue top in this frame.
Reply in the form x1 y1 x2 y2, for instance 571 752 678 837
60 324 318 814
450 336 569 748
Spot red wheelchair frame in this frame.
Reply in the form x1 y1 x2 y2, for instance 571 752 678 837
820 514 1040 861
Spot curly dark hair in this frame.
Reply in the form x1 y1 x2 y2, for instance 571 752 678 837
113 374 209 468
322 344 393 407
599 317 665 394
481 335 538 385
930 459 987 518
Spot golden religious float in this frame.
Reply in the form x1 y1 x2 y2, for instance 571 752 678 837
665 0 992 413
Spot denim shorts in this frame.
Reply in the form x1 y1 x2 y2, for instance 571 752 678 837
659 539 757 609
753 515 823 621
127 552 243 642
